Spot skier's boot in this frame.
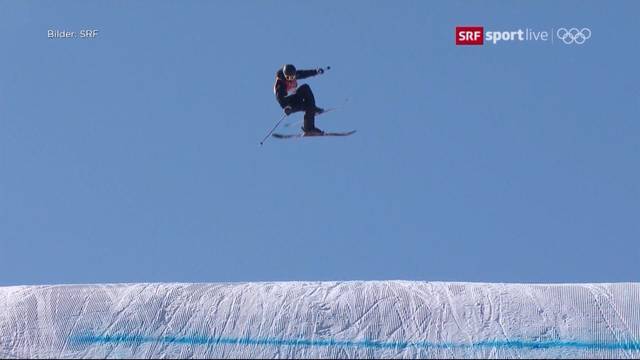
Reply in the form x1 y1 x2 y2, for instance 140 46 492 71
303 109 323 136
302 126 324 136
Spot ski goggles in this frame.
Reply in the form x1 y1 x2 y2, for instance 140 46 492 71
285 74 296 81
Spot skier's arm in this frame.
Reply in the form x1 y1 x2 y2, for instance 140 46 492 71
275 89 288 108
295 69 320 79
274 79 288 108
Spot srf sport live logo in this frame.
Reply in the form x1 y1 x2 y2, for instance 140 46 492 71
456 26 592 45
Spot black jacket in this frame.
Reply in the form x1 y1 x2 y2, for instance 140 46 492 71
273 68 320 108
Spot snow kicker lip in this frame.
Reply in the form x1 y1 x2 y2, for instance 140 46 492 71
70 333 640 352
4 282 640 358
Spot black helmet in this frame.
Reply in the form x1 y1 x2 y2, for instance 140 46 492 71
283 64 296 79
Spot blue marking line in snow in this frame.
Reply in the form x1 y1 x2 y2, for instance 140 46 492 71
71 333 640 352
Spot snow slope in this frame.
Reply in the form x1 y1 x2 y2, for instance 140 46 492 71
1 281 639 359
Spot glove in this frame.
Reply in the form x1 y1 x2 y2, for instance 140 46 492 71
284 106 293 115
317 66 330 75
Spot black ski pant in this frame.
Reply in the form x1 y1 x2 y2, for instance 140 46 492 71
285 84 317 131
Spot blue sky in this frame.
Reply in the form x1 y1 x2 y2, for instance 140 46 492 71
1 1 638 285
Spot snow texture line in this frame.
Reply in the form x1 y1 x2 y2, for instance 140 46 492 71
70 333 640 352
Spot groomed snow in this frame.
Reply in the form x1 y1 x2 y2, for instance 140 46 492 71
1 281 639 359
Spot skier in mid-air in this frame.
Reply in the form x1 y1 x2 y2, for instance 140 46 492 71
274 64 326 135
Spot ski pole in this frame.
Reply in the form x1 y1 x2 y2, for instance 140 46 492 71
260 113 287 146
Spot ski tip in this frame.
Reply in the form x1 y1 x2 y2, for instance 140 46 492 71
320 130 356 136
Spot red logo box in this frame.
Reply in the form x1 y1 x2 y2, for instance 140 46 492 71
456 26 484 45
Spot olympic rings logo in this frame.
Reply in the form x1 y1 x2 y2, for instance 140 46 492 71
556 28 591 45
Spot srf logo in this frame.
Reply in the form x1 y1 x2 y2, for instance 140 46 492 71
456 26 484 45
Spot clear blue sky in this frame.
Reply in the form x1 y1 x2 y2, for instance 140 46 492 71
1 1 638 285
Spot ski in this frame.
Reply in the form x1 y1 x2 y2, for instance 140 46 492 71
272 130 356 139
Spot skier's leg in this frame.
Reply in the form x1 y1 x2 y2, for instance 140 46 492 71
297 84 316 108
303 110 316 132
285 93 305 113
297 84 322 132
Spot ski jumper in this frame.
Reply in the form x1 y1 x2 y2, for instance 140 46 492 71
273 68 321 131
